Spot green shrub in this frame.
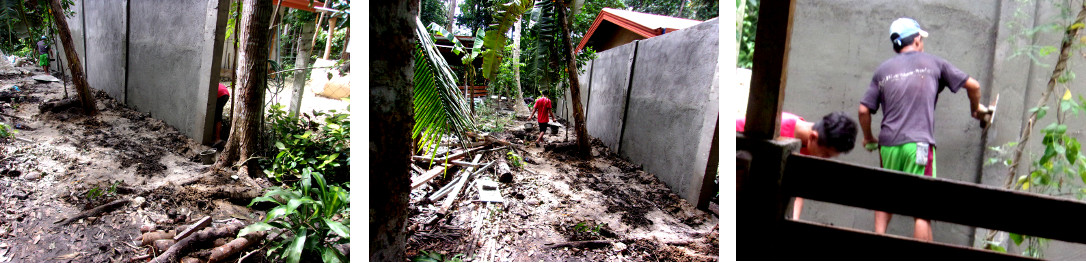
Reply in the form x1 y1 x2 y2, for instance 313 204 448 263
262 104 350 184
240 170 350 263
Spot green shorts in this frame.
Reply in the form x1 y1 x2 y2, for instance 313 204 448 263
38 54 49 67
879 142 937 178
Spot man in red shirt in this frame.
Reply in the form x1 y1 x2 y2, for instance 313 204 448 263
214 83 230 148
529 92 554 146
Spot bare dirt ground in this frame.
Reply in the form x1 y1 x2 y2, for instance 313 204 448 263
0 63 270 262
405 111 719 262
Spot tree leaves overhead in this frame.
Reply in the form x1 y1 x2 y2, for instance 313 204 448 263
413 18 476 154
481 0 533 80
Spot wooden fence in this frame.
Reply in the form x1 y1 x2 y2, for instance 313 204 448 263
737 0 1086 260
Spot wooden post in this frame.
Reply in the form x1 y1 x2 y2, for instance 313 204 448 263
323 16 337 59
48 0 97 115
742 0 796 140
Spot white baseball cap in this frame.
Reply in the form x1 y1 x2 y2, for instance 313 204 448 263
889 18 929 45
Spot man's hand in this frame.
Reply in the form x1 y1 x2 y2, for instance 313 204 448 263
859 104 878 152
973 104 988 121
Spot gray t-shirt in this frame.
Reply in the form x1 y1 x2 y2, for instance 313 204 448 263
860 51 969 147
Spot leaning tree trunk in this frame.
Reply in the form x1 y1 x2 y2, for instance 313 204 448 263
369 0 418 261
48 0 97 115
557 0 590 157
512 20 530 116
288 21 315 117
216 0 272 172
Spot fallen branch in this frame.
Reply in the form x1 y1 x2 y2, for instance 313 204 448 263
55 199 130 226
208 231 265 262
174 216 212 241
38 98 80 113
149 220 245 263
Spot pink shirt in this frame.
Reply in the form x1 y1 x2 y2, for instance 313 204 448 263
736 112 809 155
217 83 230 97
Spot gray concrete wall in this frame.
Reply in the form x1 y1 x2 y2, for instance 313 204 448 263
566 18 719 204
585 43 634 150
67 0 227 143
83 0 127 100
779 0 1086 257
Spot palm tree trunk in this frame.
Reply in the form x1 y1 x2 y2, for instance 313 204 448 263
557 0 590 156
48 0 97 115
370 0 418 261
216 0 272 172
288 21 315 117
512 20 530 116
446 0 457 32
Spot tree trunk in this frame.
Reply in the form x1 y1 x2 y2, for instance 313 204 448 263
369 0 418 261
323 16 337 59
230 0 242 119
557 0 590 157
48 0 97 115
512 20 530 116
216 0 272 171
446 0 457 33
288 21 315 117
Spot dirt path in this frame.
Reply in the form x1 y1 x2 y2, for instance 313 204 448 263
405 117 719 262
0 67 266 262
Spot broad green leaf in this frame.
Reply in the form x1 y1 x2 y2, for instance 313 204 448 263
286 197 316 217
1010 232 1024 246
987 242 1007 253
324 218 350 239
238 222 276 238
249 196 282 206
321 247 345 263
266 206 289 221
285 228 307 263
1072 22 1085 30
275 141 286 150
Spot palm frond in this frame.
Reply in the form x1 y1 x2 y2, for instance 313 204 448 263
413 18 476 155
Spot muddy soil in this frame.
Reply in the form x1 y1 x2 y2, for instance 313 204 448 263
405 114 719 261
0 67 268 262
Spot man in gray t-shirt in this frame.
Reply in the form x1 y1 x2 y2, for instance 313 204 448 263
858 18 984 242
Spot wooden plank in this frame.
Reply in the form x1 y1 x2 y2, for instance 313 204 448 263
742 0 796 140
411 164 425 175
439 154 484 214
410 165 450 190
412 146 486 163
754 220 1034 260
449 160 481 168
785 154 1086 245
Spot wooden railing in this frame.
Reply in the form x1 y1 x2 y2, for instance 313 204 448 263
735 0 1081 259
457 86 488 98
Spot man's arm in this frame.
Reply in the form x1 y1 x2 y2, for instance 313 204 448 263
529 105 538 120
964 77 983 119
859 104 877 149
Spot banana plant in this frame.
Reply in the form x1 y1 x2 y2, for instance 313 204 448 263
413 18 476 155
480 0 534 80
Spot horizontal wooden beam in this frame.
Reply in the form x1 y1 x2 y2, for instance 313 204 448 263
748 220 1033 260
785 154 1086 245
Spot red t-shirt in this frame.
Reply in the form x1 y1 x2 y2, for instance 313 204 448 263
736 112 809 155
218 83 230 97
534 96 552 123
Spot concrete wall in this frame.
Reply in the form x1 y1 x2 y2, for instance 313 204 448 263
65 0 228 144
84 0 126 100
560 18 719 204
779 0 1086 257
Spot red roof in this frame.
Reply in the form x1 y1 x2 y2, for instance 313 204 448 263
576 8 702 52
272 0 325 12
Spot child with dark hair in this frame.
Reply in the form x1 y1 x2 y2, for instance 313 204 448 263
737 111 859 219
